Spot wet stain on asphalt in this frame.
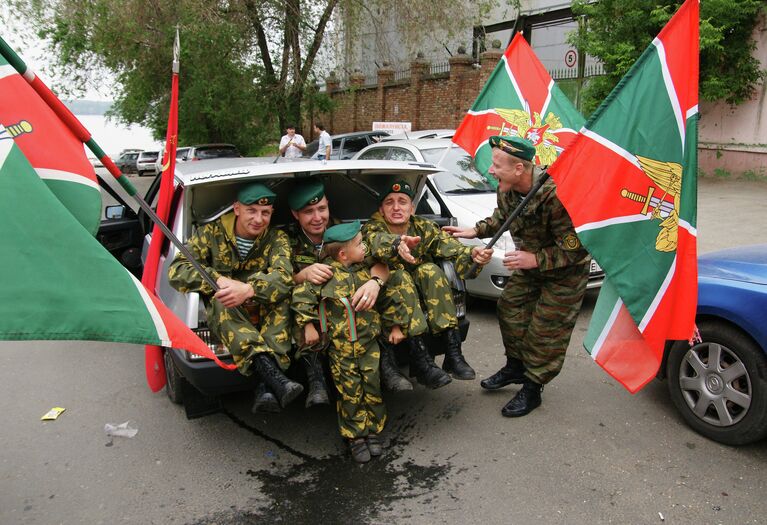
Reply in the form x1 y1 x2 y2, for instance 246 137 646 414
190 408 454 524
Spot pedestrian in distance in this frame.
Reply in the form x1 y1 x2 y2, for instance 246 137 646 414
313 122 332 163
168 182 302 413
445 136 590 417
278 124 306 159
292 220 400 463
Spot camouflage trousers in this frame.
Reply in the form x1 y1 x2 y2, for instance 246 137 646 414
397 263 457 335
328 337 386 439
497 263 589 385
207 298 292 375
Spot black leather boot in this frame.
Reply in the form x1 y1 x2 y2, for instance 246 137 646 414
252 353 303 408
378 338 413 391
480 356 527 390
501 380 543 417
408 336 451 389
251 380 280 413
302 354 330 408
441 328 476 380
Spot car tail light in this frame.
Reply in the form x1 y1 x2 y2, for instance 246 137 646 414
187 327 231 361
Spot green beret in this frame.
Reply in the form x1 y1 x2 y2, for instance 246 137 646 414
379 180 415 203
288 179 326 211
323 220 361 243
489 135 536 162
237 182 276 206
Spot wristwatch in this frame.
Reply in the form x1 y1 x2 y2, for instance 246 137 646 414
370 276 385 288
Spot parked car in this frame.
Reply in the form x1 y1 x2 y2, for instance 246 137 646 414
380 129 455 141
661 244 767 445
113 149 142 174
353 138 604 299
136 150 159 177
304 131 390 160
153 146 192 175
99 158 471 417
185 143 241 162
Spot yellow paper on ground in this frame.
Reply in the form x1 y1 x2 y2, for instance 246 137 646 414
41 407 66 421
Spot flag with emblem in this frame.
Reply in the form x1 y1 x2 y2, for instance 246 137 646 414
0 127 236 371
452 32 585 185
547 0 699 393
142 28 181 392
0 40 100 235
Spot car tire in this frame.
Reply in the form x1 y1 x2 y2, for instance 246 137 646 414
164 348 187 405
666 320 767 445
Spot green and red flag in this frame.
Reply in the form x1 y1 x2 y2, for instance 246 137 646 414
0 45 101 235
452 32 585 183
142 29 181 392
548 0 699 393
0 128 235 371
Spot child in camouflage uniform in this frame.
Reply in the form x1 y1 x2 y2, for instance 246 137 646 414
292 220 405 463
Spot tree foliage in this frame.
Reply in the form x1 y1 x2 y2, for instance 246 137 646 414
570 0 766 115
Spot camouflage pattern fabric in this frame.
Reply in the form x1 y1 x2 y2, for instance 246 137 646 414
168 212 293 373
364 213 474 334
292 260 388 438
476 174 590 384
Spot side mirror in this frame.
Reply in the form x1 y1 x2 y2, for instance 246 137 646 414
105 205 126 220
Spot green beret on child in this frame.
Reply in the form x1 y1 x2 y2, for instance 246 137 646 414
323 220 361 243
379 180 415 203
488 135 536 162
237 182 276 205
288 179 326 210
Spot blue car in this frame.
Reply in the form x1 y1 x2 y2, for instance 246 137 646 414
663 244 767 445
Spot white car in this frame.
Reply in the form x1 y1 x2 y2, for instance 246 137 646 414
353 139 604 299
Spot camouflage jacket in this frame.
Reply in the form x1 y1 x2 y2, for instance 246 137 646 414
292 260 380 344
363 213 475 278
168 211 293 303
282 220 335 274
474 175 589 272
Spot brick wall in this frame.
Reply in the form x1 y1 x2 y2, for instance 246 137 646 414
309 47 503 138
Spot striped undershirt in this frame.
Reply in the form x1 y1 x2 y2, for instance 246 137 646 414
235 235 255 259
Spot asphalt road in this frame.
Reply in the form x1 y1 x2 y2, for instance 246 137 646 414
2 176 766 524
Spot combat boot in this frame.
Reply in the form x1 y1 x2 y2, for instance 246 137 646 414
408 336 451 389
378 339 413 391
251 380 280 414
302 354 330 408
501 380 543 417
441 328 476 380
480 356 527 390
252 353 304 408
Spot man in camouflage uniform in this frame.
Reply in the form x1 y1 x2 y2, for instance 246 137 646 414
283 179 414 396
364 181 493 388
292 221 400 463
445 136 590 417
168 182 303 411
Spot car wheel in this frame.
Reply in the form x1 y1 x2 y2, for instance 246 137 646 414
667 320 767 445
164 348 187 405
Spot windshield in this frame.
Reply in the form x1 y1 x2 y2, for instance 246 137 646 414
420 147 494 194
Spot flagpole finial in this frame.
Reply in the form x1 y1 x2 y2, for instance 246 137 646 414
173 28 180 74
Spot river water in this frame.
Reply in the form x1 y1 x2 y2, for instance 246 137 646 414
77 114 163 158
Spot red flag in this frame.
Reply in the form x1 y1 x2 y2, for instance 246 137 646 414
547 0 699 392
142 29 181 392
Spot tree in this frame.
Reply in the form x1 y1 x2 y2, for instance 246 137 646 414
569 0 766 115
7 0 509 154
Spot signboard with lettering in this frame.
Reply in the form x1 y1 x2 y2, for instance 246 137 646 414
372 121 412 134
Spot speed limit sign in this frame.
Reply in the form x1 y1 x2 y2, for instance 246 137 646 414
565 49 577 68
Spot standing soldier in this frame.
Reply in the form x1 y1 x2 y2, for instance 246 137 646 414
445 136 590 417
168 182 302 412
364 181 493 388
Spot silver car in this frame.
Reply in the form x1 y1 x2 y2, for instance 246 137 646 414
353 138 604 299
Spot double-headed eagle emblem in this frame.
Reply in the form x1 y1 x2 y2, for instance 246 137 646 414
494 108 564 165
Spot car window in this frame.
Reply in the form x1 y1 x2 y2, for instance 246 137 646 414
176 148 190 160
341 136 370 158
193 146 240 159
388 148 417 162
358 148 389 160
420 147 494 194
139 152 159 161
332 138 343 151
304 140 319 157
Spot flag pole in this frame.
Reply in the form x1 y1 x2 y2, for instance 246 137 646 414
0 35 218 291
466 170 550 276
